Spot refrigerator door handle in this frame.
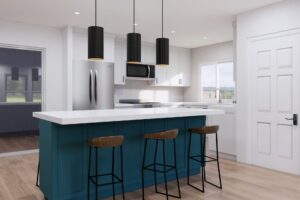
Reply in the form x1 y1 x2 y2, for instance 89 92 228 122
89 70 93 103
94 70 98 103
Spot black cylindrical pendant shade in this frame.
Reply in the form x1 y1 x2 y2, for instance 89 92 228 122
88 26 104 60
156 38 169 66
127 33 141 63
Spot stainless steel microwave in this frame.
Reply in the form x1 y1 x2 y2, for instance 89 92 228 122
126 64 155 79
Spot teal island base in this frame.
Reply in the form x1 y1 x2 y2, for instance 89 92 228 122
39 116 206 200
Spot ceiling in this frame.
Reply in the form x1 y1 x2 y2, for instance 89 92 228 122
0 0 283 48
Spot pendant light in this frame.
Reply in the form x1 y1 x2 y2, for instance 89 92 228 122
156 0 169 66
127 0 141 64
88 0 104 60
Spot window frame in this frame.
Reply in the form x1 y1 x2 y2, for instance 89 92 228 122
200 60 235 104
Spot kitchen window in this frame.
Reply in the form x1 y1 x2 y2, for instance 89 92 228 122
201 61 235 103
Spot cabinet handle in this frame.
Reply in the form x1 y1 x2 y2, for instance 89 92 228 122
156 78 158 84
123 76 125 83
178 78 182 85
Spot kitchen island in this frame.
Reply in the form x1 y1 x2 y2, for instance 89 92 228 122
33 108 224 200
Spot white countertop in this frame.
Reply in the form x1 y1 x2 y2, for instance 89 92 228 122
33 107 224 125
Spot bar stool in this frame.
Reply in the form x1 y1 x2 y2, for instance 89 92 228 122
36 160 40 187
142 129 181 200
187 126 222 192
87 135 125 200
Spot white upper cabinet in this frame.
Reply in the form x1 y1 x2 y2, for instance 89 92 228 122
114 38 126 85
71 33 191 87
141 43 155 64
155 46 191 87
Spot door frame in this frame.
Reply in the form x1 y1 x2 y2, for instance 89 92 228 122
246 28 300 174
0 43 46 111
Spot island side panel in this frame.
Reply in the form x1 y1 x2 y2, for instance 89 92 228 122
39 120 59 200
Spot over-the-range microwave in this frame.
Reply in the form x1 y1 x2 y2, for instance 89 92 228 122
126 63 155 79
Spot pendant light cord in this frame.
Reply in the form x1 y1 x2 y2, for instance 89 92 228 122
162 0 164 38
95 0 97 26
133 0 136 33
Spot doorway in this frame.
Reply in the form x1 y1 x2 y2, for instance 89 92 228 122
0 45 44 154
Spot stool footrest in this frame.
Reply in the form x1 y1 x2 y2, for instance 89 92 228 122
156 191 181 199
189 155 217 163
143 163 176 173
89 173 123 187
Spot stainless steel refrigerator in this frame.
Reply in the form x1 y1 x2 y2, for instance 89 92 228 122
73 60 114 110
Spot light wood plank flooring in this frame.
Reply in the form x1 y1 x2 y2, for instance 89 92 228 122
0 153 300 200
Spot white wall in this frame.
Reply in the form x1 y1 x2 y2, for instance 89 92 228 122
184 41 233 101
115 80 184 103
0 20 65 111
236 0 300 163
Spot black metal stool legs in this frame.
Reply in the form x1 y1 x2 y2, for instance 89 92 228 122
120 146 125 200
187 130 222 193
88 145 125 200
162 140 169 200
142 139 181 200
88 146 91 200
187 131 205 192
142 139 148 200
203 134 222 189
173 140 181 198
36 160 40 187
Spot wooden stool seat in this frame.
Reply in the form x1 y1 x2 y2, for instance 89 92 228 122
144 129 178 140
188 125 219 134
88 135 124 148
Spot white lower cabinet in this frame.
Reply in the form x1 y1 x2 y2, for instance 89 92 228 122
206 106 236 157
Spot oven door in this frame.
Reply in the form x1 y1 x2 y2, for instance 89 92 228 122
127 64 149 78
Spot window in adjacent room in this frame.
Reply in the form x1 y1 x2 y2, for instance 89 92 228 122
5 75 27 103
200 61 235 103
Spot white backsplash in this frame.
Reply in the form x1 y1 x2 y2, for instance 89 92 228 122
114 80 184 103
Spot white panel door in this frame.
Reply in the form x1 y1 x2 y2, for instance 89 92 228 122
249 33 300 174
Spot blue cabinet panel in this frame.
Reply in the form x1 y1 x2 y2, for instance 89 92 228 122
39 116 206 200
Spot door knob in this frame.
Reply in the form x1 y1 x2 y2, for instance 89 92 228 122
285 114 298 126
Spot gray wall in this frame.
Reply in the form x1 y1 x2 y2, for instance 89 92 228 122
0 47 41 134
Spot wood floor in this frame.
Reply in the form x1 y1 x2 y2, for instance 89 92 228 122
0 132 39 153
0 153 300 200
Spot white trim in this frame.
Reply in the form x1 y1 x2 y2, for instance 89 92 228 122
0 149 39 158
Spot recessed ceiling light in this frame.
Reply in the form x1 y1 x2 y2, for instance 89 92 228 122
134 23 138 26
74 11 80 15
171 30 176 34
202 36 208 40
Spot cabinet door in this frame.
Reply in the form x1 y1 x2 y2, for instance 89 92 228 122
141 43 155 64
207 112 236 156
179 48 191 86
155 67 169 86
114 39 126 85
168 47 182 86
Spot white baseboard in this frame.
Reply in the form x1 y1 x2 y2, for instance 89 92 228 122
0 149 39 158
